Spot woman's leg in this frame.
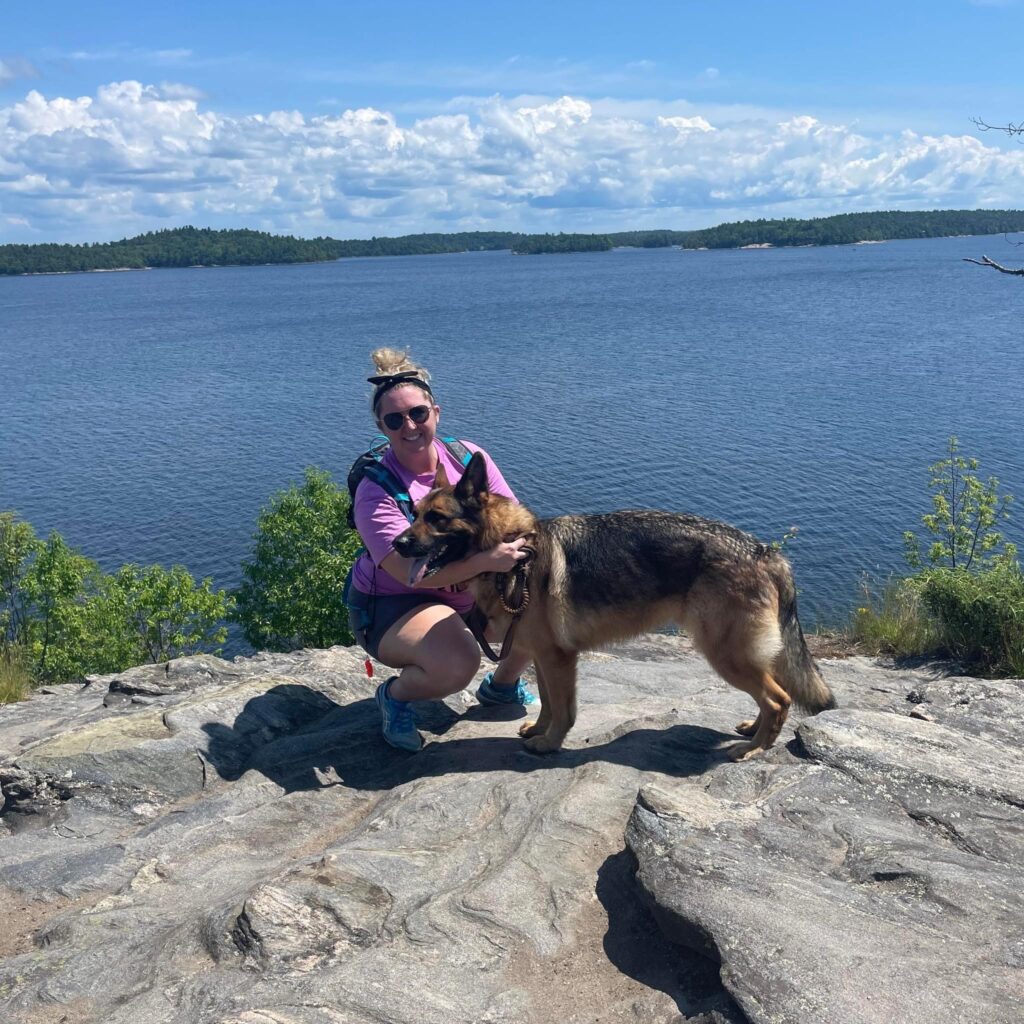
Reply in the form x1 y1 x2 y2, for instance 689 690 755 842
377 603 481 702
490 648 533 687
474 618 534 704
478 616 533 686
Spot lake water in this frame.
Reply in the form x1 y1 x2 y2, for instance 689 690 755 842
2 236 1021 652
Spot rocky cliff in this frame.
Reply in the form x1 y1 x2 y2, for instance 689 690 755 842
1 637 1021 1024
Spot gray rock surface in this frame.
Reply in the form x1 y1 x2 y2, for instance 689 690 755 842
1 639 1021 1023
627 659 1024 1024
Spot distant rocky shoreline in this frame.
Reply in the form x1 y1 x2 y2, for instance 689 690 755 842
4 209 1022 275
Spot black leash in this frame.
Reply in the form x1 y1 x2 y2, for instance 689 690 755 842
466 545 534 663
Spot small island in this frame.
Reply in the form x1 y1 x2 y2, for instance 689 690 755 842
2 209 1024 275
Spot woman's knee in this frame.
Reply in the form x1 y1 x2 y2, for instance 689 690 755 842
380 605 480 685
423 630 480 686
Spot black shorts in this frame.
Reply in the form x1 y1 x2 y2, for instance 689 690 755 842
345 569 473 661
347 588 447 661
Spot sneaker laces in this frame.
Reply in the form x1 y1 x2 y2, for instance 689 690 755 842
515 680 536 704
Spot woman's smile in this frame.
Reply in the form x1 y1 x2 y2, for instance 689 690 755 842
377 388 440 469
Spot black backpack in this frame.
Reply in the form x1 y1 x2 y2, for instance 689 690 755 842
346 435 473 531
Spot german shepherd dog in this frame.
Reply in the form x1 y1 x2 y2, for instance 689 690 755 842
393 453 836 760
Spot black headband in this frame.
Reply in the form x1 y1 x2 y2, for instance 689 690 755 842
369 371 433 407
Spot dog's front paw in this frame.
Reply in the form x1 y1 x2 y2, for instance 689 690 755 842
727 739 766 761
518 719 543 738
523 734 562 754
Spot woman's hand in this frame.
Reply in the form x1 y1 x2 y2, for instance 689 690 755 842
380 536 529 590
475 536 529 574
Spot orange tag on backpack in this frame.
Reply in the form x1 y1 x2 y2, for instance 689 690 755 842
364 659 374 678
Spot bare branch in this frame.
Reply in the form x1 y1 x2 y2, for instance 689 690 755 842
971 116 1024 137
963 255 1024 276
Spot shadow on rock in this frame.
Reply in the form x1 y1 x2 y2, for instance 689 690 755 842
201 683 734 793
202 683 465 791
597 848 742 1021
406 720 732 786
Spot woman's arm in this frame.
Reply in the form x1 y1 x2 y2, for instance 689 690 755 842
378 538 527 590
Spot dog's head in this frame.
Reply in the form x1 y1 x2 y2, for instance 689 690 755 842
393 451 492 585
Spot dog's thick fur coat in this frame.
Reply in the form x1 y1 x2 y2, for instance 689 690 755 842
394 453 836 759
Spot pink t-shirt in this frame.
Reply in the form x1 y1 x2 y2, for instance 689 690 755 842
350 439 517 613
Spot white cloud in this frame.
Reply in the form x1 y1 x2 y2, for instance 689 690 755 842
2 80 1023 242
158 81 207 101
659 115 716 134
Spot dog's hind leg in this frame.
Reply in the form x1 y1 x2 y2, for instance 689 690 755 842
519 659 552 739
522 647 578 754
686 591 789 757
715 664 791 760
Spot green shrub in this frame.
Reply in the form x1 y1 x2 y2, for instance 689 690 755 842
850 575 942 659
1 510 232 687
102 564 233 665
903 436 1015 570
852 439 1023 676
4 525 105 682
26 533 112 681
917 563 1024 677
1 510 41 655
0 648 31 705
234 467 362 651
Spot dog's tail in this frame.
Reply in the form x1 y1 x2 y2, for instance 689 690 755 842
768 555 837 715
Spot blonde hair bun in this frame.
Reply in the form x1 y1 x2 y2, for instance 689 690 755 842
368 348 434 414
370 347 431 383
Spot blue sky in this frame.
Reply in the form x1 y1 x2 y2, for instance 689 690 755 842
3 0 1024 242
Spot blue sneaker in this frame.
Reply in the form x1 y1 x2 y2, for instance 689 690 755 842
476 672 536 706
375 677 423 752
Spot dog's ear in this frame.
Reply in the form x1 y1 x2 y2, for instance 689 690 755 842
454 451 489 504
434 463 451 489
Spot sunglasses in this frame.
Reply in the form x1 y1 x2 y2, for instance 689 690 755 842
381 405 432 431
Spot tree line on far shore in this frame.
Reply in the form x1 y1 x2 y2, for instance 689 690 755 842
4 209 1024 274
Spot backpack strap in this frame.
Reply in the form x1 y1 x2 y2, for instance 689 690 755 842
347 435 416 530
349 435 476 535
361 462 416 523
438 436 473 468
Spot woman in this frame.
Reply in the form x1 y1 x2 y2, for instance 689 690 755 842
346 348 534 751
